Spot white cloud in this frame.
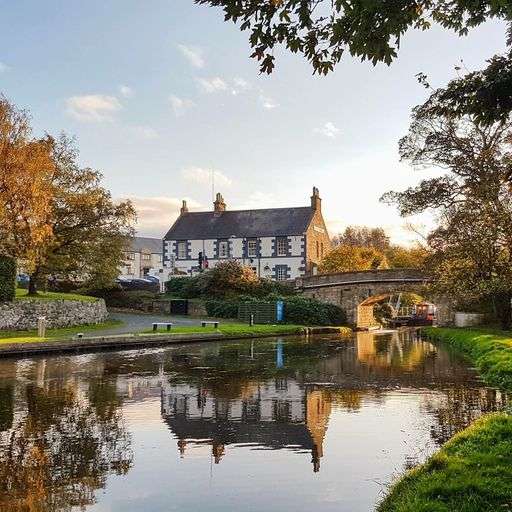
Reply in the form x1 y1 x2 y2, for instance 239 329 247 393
0 62 10 73
314 121 340 139
177 44 205 69
119 85 134 98
65 94 121 122
169 94 195 116
125 196 202 237
231 77 252 95
182 167 232 188
259 95 278 109
196 77 227 94
131 125 158 139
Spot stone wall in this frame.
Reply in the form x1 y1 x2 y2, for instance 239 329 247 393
0 299 108 331
305 207 331 272
296 269 454 327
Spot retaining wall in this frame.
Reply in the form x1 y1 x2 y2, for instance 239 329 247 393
0 299 108 330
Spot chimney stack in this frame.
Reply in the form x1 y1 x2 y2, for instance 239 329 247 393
213 192 226 212
311 186 321 211
180 199 189 215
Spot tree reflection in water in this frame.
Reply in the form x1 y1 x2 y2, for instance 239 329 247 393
0 329 508 512
0 379 132 512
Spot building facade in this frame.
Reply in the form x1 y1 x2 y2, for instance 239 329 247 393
119 236 163 279
163 187 331 280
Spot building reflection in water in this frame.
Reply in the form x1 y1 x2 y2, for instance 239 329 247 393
160 329 507 473
0 328 508 511
162 379 331 472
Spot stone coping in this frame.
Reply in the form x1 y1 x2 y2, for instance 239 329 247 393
0 327 349 359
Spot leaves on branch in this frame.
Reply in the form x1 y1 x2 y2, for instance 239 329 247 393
195 0 512 74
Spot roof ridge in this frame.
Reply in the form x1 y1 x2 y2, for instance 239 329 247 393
183 205 312 215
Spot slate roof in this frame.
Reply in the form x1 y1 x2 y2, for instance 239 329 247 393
164 207 314 240
129 236 162 254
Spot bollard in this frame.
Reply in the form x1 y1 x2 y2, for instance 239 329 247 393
249 314 254 327
37 317 46 338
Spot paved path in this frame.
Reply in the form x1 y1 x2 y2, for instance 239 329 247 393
86 311 206 337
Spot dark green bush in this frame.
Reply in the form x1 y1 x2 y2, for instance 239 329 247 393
204 299 240 318
165 276 203 298
203 295 346 326
282 296 346 326
87 286 158 310
0 256 16 302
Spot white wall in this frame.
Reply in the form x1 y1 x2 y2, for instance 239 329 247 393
164 235 306 280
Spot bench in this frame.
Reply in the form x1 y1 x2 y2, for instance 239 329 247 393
201 321 220 329
152 322 174 332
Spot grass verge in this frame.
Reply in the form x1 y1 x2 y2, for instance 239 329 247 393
143 323 305 337
15 289 98 302
423 327 512 391
378 413 512 512
0 320 122 344
379 326 512 511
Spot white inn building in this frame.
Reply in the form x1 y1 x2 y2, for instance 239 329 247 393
163 187 331 280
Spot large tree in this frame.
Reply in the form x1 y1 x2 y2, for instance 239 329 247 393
319 244 388 273
0 96 55 271
196 1 511 75
333 226 390 251
382 78 512 327
27 135 136 293
428 199 512 328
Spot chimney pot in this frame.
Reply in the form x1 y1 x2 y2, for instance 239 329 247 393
180 200 189 215
311 187 321 211
214 192 226 212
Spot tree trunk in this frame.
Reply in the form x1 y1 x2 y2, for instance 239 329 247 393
495 292 512 331
28 274 38 296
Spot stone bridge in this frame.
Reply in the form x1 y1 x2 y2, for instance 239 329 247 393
296 269 453 328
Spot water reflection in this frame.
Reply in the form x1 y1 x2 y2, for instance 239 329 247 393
0 362 133 512
0 330 507 512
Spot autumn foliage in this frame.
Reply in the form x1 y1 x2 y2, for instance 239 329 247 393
0 96 54 270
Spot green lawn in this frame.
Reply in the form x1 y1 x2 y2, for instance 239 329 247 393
15 288 98 302
423 327 512 391
379 326 512 511
378 413 512 512
144 322 305 337
0 320 122 344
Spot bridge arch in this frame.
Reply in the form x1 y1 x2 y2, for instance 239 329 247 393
296 269 453 327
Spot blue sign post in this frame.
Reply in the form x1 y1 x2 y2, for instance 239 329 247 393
276 300 284 322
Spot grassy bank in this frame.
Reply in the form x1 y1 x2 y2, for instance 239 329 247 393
379 327 512 511
143 323 305 337
378 413 512 512
15 289 98 302
0 320 122 344
423 327 512 391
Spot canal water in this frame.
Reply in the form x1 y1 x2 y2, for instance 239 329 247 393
0 330 507 512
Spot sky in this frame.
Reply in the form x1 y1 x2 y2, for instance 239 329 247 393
0 1 508 244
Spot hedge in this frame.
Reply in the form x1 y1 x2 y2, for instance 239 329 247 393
0 256 16 302
204 295 346 326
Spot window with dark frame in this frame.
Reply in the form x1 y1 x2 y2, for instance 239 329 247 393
276 236 288 256
177 241 187 259
247 238 258 257
276 266 287 281
218 240 229 258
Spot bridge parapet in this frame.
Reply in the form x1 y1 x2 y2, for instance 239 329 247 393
296 268 430 290
296 269 452 327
